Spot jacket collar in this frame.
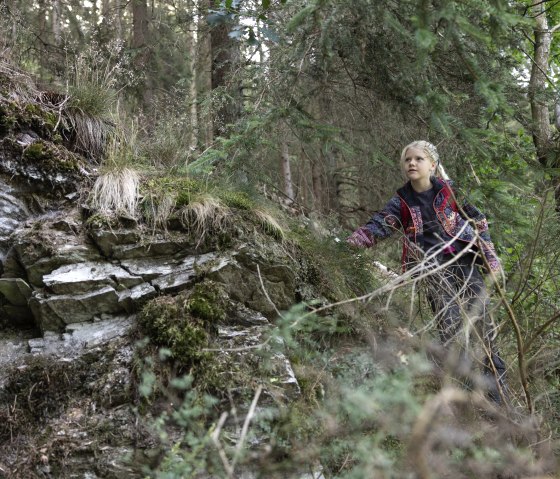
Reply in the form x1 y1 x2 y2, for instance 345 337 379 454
397 176 446 204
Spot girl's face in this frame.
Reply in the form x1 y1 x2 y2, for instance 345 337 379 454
402 147 435 183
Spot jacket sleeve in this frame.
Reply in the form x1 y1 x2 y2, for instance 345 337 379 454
461 200 502 274
347 195 403 248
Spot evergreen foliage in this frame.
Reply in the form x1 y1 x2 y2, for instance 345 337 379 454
2 0 560 476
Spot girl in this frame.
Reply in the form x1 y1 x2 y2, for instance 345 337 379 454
347 140 507 404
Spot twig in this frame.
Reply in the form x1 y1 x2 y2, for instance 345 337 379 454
232 384 263 470
211 412 234 479
409 387 469 479
256 264 285 319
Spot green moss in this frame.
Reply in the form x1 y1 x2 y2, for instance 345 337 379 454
24 103 42 115
219 190 254 210
22 139 82 173
24 141 45 160
140 176 203 207
85 212 120 229
0 103 18 131
187 281 228 322
139 294 212 367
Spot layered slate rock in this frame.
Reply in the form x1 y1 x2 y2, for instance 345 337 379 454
43 262 144 294
29 286 122 331
25 249 232 331
0 179 29 256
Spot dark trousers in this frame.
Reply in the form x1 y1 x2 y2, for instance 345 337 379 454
424 253 507 404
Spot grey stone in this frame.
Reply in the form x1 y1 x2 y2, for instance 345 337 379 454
119 257 183 280
122 252 217 283
0 278 33 305
215 322 301 403
16 236 101 287
64 316 135 349
89 229 140 257
118 282 157 312
150 253 221 293
43 261 143 294
111 238 195 260
29 286 122 332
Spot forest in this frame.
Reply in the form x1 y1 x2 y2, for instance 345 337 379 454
1 0 560 477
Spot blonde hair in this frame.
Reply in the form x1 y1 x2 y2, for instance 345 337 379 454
400 140 449 180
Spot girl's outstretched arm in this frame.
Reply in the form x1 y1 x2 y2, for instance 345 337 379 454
347 195 402 248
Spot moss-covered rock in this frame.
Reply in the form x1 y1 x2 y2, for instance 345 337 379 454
0 137 89 193
0 95 60 139
138 294 213 368
186 280 228 322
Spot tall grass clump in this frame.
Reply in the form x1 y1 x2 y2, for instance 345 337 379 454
88 132 140 218
180 193 231 246
63 42 128 161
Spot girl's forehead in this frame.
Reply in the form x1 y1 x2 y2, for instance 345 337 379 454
403 147 433 161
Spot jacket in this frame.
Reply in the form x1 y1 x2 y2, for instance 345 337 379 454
348 177 501 273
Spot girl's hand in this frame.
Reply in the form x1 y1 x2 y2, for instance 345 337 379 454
347 226 375 248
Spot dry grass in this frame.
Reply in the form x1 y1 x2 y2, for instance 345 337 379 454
89 167 140 218
253 208 285 241
64 109 114 161
143 191 178 230
180 193 231 246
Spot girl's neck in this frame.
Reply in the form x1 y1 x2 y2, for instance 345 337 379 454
410 178 433 193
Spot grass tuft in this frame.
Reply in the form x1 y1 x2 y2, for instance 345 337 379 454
89 167 140 218
253 208 285 241
180 193 231 246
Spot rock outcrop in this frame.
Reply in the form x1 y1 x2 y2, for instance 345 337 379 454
0 74 305 478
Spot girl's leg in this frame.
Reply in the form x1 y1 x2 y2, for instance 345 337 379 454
458 255 508 405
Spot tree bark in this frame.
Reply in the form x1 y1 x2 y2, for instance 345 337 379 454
196 1 214 148
185 0 199 152
529 0 552 165
210 17 241 135
529 0 560 210
52 0 61 45
281 141 295 203
310 151 323 211
131 0 153 109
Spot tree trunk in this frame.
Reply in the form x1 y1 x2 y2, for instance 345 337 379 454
529 0 552 164
131 0 153 109
196 1 214 148
310 151 323 211
210 19 241 136
529 0 560 210
115 0 123 40
281 141 295 203
185 0 198 152
52 0 61 45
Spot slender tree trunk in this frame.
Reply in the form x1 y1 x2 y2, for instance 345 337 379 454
52 0 61 45
185 0 198 152
529 0 552 164
210 17 241 136
310 151 323 211
115 0 123 40
196 1 214 148
281 141 294 203
131 0 153 109
529 0 560 210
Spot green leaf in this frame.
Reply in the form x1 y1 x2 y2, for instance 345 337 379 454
262 0 271 9
287 5 316 32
